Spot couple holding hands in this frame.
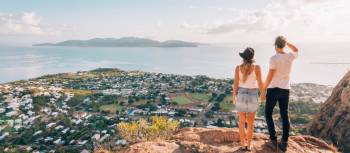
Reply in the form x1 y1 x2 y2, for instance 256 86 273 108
232 36 299 152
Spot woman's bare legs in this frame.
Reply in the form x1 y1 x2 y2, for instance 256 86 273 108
238 112 247 148
246 112 256 149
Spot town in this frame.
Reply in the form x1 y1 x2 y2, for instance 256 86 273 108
0 68 332 153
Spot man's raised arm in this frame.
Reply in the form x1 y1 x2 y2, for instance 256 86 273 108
286 42 299 53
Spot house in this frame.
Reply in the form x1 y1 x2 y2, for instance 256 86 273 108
26 110 35 116
168 111 176 117
54 125 64 130
51 112 58 117
92 133 100 141
54 138 63 144
77 140 88 145
46 122 56 128
33 130 43 136
73 111 88 119
189 108 203 112
0 108 5 113
69 140 75 144
14 118 22 124
99 134 110 143
151 109 168 115
6 110 17 117
5 120 14 127
14 125 23 131
44 137 53 142
121 89 132 95
0 132 9 140
62 128 70 134
72 119 83 125
41 107 51 114
116 139 127 145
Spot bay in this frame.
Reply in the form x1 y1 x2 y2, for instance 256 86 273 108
0 43 349 85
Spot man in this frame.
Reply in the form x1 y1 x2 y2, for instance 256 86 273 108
263 36 299 152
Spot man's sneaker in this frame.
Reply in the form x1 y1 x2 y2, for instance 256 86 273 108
270 139 278 150
278 140 288 152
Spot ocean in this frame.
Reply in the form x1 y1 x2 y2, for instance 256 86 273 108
0 43 349 85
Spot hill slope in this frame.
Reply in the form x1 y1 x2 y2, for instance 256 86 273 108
309 71 350 152
118 128 336 153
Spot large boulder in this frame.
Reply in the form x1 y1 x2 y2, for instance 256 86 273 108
309 71 350 152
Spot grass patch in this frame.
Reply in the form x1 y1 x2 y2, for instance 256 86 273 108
189 93 211 102
223 95 232 103
100 104 123 114
65 89 93 96
133 99 148 105
220 95 235 112
172 96 192 105
220 101 236 112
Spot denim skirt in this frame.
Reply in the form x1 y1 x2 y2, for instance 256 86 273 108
236 87 259 112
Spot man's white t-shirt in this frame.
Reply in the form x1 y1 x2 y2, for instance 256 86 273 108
268 52 298 89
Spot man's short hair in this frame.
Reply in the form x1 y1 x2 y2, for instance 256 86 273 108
275 36 287 48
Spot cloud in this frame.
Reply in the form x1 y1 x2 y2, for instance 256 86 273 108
182 0 350 40
0 12 71 36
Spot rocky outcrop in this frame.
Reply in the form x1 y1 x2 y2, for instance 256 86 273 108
309 71 350 152
118 128 336 153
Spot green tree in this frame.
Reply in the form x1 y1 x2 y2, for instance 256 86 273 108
205 110 214 118
160 95 168 105
216 118 225 127
211 103 221 111
175 109 186 117
128 98 135 104
33 96 50 111
215 94 226 102
91 101 100 112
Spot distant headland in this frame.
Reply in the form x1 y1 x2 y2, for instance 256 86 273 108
33 37 202 48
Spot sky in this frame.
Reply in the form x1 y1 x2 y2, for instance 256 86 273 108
0 0 350 45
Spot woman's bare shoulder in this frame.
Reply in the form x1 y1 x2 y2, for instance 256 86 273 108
235 65 240 70
254 64 261 69
254 64 261 71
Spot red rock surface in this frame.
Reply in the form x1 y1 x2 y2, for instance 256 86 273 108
119 128 336 153
309 71 350 152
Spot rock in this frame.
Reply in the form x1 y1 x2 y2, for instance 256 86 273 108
309 71 350 152
118 128 336 153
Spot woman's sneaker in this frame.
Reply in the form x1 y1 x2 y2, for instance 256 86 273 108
278 140 288 152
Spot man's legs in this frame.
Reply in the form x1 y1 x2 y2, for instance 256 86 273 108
278 89 290 142
265 88 278 141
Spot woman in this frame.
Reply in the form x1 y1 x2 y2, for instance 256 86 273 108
232 47 265 151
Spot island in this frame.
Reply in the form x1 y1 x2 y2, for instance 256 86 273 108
33 37 202 47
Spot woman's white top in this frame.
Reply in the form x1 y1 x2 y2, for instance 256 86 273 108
238 65 258 89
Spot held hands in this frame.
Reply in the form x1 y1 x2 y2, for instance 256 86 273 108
260 89 266 102
260 94 266 103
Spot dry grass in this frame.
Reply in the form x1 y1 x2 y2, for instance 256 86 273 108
93 146 113 153
117 116 180 143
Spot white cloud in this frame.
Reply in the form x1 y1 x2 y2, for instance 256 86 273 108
181 0 350 42
22 12 41 26
0 12 71 36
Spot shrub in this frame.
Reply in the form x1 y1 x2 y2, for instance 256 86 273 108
94 146 112 153
117 116 180 143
